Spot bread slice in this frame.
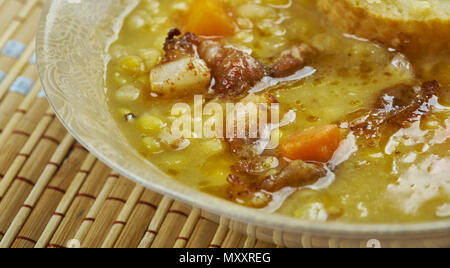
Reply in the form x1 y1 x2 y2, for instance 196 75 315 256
317 0 450 52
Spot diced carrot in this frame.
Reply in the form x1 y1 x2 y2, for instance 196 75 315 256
280 125 342 162
185 0 236 37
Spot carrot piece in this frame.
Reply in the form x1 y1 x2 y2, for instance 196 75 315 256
185 0 236 37
280 125 342 162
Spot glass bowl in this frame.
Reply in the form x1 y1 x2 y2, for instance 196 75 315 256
37 0 450 247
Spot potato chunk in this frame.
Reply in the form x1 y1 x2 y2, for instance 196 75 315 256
150 56 211 98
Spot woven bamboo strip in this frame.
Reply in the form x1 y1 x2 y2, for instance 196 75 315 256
44 161 112 248
114 189 162 248
0 99 49 183
221 230 248 248
151 201 191 248
71 171 119 245
0 13 39 114
0 39 35 101
10 2 41 43
0 3 40 101
273 229 285 248
0 134 74 248
82 177 135 248
173 208 200 248
0 118 65 240
208 217 230 248
201 210 221 224
0 0 37 51
0 107 53 198
0 65 36 131
0 80 41 149
186 216 219 248
0 1 25 40
101 184 145 248
34 153 95 248
138 196 173 248
11 145 88 248
243 225 257 248
244 238 257 248
0 91 24 132
0 65 38 136
0 55 15 80
0 107 54 195
254 240 276 248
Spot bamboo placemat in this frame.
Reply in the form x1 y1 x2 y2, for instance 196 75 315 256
0 0 278 248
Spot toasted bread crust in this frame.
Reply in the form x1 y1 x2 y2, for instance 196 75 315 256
317 0 450 52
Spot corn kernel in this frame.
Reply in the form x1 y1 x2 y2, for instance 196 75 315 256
234 31 254 43
162 157 185 170
171 2 188 11
127 15 146 30
120 56 145 73
113 72 128 85
115 85 141 103
350 43 375 57
141 137 161 152
256 19 285 36
138 115 165 134
143 0 160 14
272 128 284 140
201 139 224 156
238 4 275 19
236 18 254 29
294 202 328 221
139 48 162 70
151 16 169 31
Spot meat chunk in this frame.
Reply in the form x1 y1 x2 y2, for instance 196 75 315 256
162 29 201 62
350 80 439 141
228 137 259 159
258 160 327 192
199 41 318 98
269 43 318 77
150 56 211 98
150 29 211 97
159 29 319 100
226 174 273 208
161 30 266 99
199 41 266 98
227 157 327 208
231 156 279 175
